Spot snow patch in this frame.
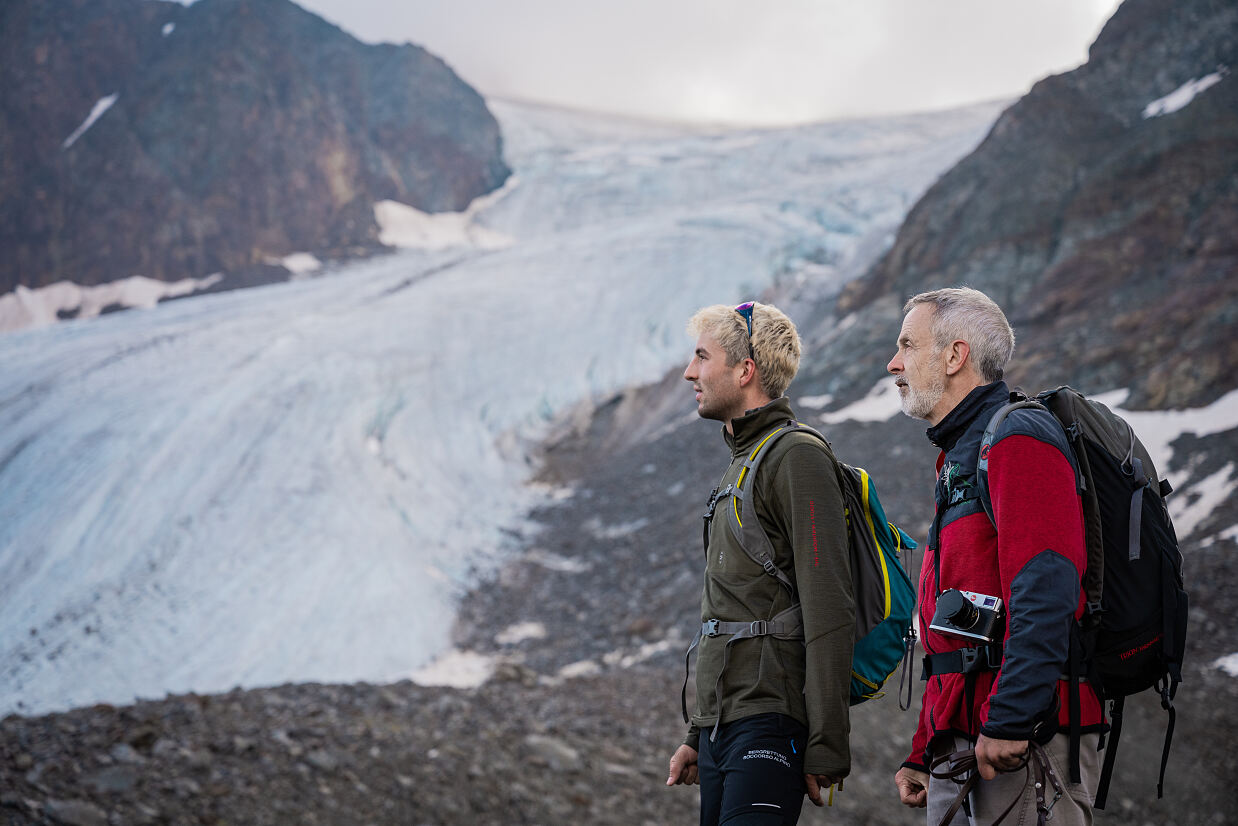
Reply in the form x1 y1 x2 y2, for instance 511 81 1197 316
1215 653 1238 679
495 621 546 645
1088 389 1238 540
1142 67 1228 119
602 639 677 669
0 274 223 332
276 252 322 275
523 548 591 573
162 22 176 36
374 185 516 251
410 649 495 688
798 393 835 410
526 480 575 502
819 379 902 424
1198 523 1238 549
556 660 601 680
63 93 119 149
585 516 649 540
1169 464 1235 540
1087 389 1238 482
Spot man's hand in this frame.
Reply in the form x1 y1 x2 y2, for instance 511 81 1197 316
894 766 929 808
975 734 1029 780
804 773 842 807
666 744 699 786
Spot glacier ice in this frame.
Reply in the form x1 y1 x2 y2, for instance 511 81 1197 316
0 99 1004 715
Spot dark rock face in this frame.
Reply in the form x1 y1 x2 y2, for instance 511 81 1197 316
0 0 509 294
833 0 1238 409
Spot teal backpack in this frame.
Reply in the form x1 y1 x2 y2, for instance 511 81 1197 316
691 420 917 709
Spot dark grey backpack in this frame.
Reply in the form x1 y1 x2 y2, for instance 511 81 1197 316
977 386 1188 807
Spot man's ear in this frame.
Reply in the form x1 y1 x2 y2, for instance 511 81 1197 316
736 358 758 388
944 339 971 377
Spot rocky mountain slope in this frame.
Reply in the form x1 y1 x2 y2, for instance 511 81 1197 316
0 0 508 307
823 0 1237 411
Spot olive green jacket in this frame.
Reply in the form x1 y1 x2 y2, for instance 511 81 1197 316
686 397 854 778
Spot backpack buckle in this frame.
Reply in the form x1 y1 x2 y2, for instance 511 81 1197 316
702 619 721 637
958 647 980 672
749 620 769 636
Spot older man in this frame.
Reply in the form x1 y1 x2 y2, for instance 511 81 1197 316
888 287 1104 825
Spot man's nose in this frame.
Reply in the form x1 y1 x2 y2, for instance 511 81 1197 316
886 353 902 374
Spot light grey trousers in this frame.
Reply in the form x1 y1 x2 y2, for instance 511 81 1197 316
926 733 1101 826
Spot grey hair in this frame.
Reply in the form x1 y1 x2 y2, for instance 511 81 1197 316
903 287 1015 383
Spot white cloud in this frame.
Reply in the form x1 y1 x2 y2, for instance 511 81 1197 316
296 0 1121 125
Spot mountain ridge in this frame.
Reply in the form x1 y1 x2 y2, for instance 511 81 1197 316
0 0 509 319
828 0 1237 410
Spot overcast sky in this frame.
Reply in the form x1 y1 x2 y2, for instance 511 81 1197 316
297 0 1123 126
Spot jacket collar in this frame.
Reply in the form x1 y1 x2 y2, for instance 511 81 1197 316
724 397 797 455
925 380 1009 451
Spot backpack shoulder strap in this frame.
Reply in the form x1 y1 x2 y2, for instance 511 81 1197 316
976 398 1039 522
727 420 830 595
975 395 1078 523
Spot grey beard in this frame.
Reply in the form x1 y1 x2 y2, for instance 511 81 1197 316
900 379 945 421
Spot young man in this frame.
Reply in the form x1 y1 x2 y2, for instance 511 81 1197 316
666 301 854 826
888 287 1104 825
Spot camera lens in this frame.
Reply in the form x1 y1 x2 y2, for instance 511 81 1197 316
939 589 980 630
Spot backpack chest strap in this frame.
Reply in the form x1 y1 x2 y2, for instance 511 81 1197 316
701 615 803 640
921 643 1005 678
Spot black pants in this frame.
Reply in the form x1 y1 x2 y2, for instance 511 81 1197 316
698 713 808 826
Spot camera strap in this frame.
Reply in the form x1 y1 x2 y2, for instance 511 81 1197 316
929 739 1064 826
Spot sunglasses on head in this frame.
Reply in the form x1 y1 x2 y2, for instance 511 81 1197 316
735 301 755 361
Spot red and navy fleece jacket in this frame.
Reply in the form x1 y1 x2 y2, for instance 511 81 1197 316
902 381 1105 772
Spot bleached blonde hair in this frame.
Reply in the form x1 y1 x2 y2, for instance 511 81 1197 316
687 302 802 399
903 287 1015 383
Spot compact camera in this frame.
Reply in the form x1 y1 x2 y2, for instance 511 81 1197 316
929 589 1004 643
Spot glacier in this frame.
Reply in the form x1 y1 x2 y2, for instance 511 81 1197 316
0 99 1004 715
